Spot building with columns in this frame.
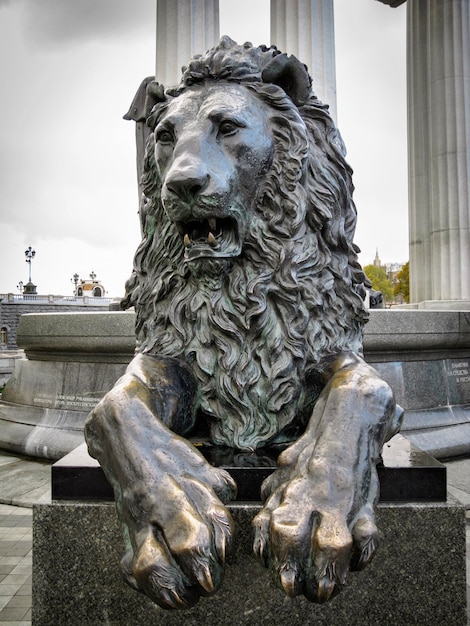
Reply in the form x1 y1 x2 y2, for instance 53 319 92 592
152 0 469 307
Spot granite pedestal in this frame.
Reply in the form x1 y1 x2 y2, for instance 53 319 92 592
32 436 467 625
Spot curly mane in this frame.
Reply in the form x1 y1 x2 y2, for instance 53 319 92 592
122 38 369 450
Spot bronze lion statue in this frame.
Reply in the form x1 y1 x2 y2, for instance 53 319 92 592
85 37 402 610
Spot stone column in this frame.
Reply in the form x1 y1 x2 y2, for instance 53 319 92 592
270 0 337 121
156 0 220 87
126 1 219 225
407 0 470 304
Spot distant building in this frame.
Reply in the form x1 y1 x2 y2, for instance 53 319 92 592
73 271 106 298
371 249 406 305
385 262 405 287
373 248 382 268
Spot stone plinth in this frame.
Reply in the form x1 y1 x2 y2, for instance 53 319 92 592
32 437 466 624
0 312 134 459
51 435 447 504
366 310 470 457
2 309 470 459
33 499 467 625
14 311 135 359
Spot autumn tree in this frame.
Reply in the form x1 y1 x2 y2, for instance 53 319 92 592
393 261 410 303
363 264 394 303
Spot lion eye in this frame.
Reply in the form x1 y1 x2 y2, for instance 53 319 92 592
218 120 240 137
156 128 174 144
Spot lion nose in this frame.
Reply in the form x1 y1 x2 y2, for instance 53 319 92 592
164 165 209 202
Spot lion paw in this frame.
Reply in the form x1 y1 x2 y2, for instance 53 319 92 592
119 467 236 609
253 456 380 603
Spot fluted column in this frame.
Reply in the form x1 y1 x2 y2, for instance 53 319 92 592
156 0 220 87
407 0 470 303
126 1 219 229
270 0 337 121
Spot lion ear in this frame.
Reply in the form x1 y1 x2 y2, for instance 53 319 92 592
123 78 166 123
261 53 312 106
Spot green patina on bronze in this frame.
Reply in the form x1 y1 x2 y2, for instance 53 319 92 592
85 37 402 610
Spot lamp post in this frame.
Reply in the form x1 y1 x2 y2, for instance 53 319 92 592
71 273 80 295
25 246 35 283
23 246 37 295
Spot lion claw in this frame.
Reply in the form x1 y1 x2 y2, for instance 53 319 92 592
195 562 215 594
317 575 336 603
279 564 301 598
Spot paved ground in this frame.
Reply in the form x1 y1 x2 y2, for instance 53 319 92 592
0 449 468 625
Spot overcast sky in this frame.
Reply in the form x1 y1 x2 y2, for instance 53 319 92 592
0 0 407 297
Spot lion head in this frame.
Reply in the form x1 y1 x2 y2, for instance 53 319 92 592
122 37 369 451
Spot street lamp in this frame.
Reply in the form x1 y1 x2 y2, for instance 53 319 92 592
71 273 80 294
17 281 24 294
24 246 36 283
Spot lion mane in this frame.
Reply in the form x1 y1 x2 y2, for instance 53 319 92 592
122 37 369 451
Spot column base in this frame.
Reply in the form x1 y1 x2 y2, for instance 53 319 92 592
396 300 470 311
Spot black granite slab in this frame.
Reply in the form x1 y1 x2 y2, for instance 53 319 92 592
52 434 446 503
33 500 467 625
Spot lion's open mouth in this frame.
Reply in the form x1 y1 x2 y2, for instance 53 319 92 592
176 217 241 260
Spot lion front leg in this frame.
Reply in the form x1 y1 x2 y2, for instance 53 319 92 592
253 352 403 603
85 354 237 610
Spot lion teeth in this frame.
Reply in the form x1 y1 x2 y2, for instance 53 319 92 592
183 233 191 247
208 217 217 231
207 232 217 247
